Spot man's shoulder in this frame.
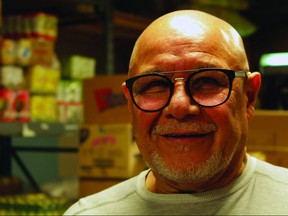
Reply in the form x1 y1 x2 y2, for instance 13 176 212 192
254 157 288 184
64 172 144 215
85 175 138 201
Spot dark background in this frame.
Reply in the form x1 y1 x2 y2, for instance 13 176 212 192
2 0 288 109
3 0 288 74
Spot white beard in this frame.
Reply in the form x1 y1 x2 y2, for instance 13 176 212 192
149 150 230 184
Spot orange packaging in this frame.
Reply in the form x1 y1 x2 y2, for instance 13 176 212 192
83 75 129 124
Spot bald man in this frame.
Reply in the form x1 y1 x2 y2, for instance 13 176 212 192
65 10 288 215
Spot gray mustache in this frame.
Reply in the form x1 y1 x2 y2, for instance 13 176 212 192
152 121 217 135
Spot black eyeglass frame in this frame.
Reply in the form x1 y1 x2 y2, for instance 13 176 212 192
125 68 247 112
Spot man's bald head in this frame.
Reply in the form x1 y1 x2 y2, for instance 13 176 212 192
129 10 248 75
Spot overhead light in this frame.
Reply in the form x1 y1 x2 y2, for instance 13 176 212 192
178 0 257 37
260 52 288 67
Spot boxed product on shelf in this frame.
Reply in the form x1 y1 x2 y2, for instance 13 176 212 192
17 38 32 66
62 55 96 80
0 89 17 122
2 12 58 67
3 12 58 41
1 37 33 67
0 38 17 65
83 74 129 124
30 95 58 122
26 65 60 94
16 90 30 123
0 65 24 89
57 80 83 123
30 38 55 67
0 89 30 123
79 123 147 179
32 12 58 40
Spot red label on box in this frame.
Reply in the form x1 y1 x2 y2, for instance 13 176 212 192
93 88 126 112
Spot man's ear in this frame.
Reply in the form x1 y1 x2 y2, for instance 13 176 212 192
122 82 129 100
122 82 133 114
245 72 261 119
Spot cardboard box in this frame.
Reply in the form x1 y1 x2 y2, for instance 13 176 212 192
247 110 288 168
248 110 288 147
79 123 147 179
82 75 129 124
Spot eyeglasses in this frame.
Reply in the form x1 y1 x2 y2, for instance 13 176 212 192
125 68 247 112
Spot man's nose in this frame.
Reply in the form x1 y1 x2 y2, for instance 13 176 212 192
163 81 200 119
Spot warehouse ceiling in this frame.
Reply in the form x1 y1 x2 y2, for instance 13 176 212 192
2 0 288 37
113 0 288 37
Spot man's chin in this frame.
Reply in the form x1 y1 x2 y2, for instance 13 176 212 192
149 151 228 185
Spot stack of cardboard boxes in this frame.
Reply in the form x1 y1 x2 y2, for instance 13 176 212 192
79 75 147 197
247 110 288 168
0 12 58 123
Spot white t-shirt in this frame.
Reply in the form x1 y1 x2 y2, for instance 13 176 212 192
65 155 288 215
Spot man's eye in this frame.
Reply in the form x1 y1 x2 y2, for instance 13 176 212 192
192 77 221 90
139 80 169 94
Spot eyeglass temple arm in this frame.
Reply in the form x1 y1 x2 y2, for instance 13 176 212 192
235 71 248 77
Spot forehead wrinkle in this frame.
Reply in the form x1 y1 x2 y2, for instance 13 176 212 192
132 31 233 75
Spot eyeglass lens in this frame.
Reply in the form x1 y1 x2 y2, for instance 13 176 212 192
131 70 232 111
